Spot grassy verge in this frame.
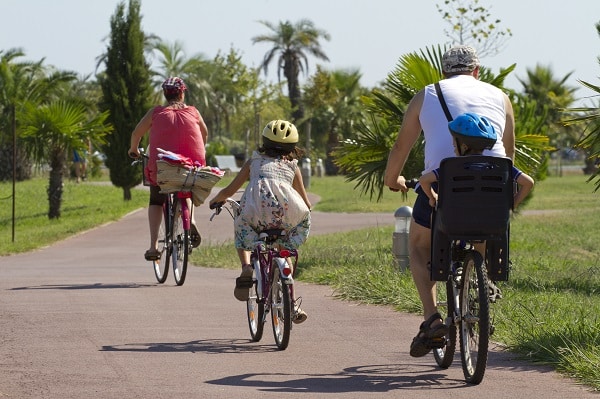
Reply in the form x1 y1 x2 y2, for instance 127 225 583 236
0 178 148 255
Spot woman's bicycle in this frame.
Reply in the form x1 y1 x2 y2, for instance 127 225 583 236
130 149 199 286
406 155 512 385
210 198 300 350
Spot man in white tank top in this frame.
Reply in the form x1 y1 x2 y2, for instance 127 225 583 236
383 45 515 357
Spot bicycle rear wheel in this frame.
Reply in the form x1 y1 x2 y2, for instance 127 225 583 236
152 202 170 283
459 251 490 384
433 278 457 368
247 261 265 341
271 267 292 350
171 200 189 286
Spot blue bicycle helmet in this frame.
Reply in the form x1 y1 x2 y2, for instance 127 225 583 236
448 113 497 153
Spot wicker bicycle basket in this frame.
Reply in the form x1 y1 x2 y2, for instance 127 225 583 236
156 160 223 206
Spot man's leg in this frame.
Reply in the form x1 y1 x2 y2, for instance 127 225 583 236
409 220 437 320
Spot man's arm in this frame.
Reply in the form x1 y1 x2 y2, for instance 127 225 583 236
502 93 515 160
384 90 424 192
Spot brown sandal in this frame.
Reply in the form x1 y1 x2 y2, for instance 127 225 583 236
233 267 253 301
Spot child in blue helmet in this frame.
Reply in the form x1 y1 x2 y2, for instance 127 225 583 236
420 112 534 209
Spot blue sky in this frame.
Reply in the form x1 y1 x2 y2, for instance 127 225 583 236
2 0 599 105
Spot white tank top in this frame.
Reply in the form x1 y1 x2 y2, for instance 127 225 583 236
419 75 507 175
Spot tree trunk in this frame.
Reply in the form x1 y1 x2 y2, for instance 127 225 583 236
47 150 65 219
123 186 132 201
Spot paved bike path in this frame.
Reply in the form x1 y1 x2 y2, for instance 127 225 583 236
0 195 595 398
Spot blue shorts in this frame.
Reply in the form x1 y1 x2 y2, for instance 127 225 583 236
412 184 437 229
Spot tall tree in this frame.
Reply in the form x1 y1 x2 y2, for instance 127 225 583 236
21 101 111 218
303 66 366 174
0 49 75 181
518 65 578 159
436 0 512 57
252 19 330 124
564 21 600 191
150 39 212 109
98 0 152 200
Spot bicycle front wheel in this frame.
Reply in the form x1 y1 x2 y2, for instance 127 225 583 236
171 200 189 286
459 251 490 384
153 202 170 284
433 278 457 368
247 262 265 342
271 267 292 350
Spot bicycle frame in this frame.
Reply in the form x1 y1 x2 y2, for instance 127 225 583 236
253 242 298 303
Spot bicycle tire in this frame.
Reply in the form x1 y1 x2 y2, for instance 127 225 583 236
152 202 170 284
171 200 189 286
247 262 265 341
271 267 292 350
433 278 457 368
459 251 490 384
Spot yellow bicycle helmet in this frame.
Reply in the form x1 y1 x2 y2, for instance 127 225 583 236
262 120 299 144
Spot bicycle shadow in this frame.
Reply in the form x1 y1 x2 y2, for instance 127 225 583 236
100 338 280 354
10 282 160 290
205 363 467 393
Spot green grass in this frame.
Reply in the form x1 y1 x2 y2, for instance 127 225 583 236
2 173 600 390
0 178 148 255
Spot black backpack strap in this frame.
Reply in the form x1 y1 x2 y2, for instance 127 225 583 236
434 82 453 122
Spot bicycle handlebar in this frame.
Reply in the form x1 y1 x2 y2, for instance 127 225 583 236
389 177 419 192
405 178 419 189
209 198 240 222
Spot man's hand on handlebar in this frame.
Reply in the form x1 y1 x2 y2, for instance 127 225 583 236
387 176 418 193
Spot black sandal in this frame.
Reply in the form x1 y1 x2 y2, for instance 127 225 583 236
144 249 161 261
409 312 448 357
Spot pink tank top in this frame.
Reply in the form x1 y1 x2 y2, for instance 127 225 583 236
145 105 206 185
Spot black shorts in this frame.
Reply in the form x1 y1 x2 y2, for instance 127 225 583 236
149 185 167 206
412 184 437 229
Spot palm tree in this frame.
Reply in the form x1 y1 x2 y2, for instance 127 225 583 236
0 49 77 181
334 45 551 200
150 39 212 109
518 65 579 164
252 19 330 123
20 101 112 218
303 66 366 174
562 21 600 191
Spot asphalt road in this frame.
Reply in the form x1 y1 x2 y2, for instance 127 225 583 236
0 194 596 398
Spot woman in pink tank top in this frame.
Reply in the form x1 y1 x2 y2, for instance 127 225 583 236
128 77 208 261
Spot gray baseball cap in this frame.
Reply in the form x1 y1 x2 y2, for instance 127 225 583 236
442 45 480 73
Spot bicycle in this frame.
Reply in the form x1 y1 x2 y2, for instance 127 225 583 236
210 198 301 350
130 149 208 286
406 155 513 384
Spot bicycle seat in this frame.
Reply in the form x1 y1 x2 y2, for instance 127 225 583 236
258 229 287 244
431 156 513 281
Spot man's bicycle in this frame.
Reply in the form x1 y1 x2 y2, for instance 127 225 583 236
408 155 513 384
210 198 301 350
130 149 208 286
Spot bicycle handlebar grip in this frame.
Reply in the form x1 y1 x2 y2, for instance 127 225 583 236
209 201 224 210
405 178 419 189
128 152 139 159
